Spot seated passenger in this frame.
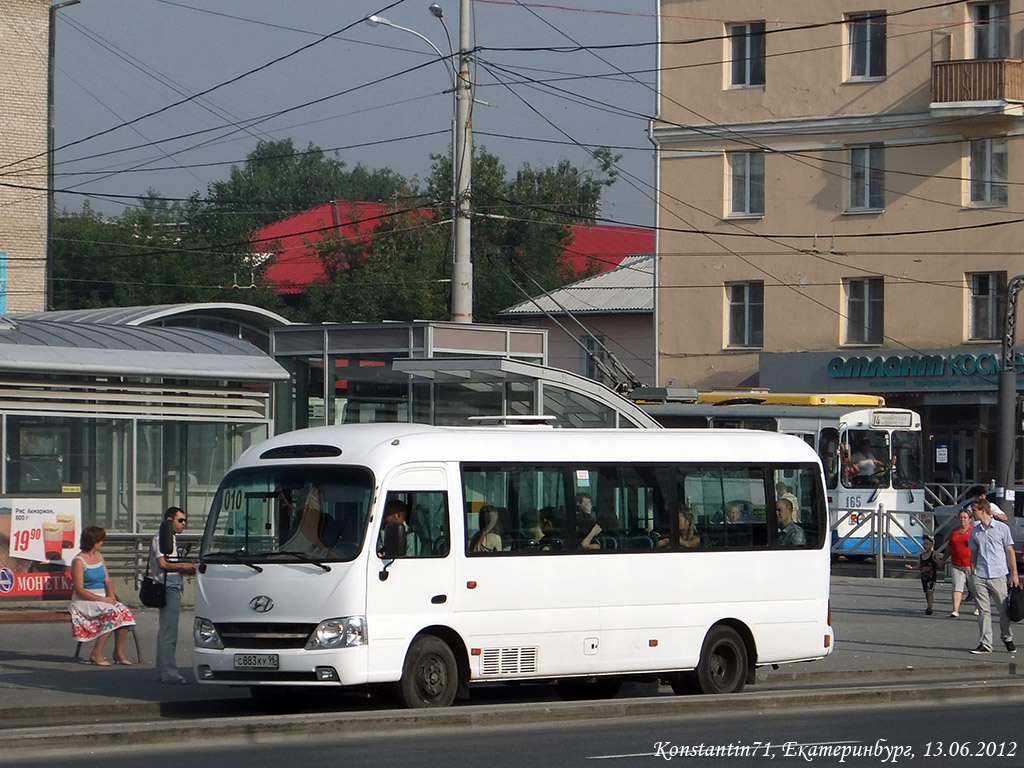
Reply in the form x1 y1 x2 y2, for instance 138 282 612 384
596 509 623 549
775 498 806 546
657 505 701 549
469 505 504 553
281 486 329 556
538 506 567 551
725 501 751 524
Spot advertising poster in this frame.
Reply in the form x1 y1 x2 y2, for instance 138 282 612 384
0 498 82 600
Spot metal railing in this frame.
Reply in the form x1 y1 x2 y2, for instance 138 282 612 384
932 58 1024 102
831 504 933 575
100 533 201 588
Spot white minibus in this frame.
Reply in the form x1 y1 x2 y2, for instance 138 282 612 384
193 423 833 708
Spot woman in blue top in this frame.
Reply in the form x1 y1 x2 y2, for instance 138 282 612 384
69 526 135 666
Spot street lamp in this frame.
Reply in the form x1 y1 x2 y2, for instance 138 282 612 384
366 3 474 323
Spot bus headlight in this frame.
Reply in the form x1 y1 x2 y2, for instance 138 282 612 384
193 617 224 649
305 616 367 650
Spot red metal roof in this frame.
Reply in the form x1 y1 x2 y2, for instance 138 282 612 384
255 202 653 294
560 224 655 274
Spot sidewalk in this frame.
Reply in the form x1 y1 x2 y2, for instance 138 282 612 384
0 575 1019 724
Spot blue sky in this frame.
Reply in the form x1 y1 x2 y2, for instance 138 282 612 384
53 0 658 226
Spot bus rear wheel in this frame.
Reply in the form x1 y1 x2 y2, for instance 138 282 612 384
554 678 622 701
695 626 747 694
396 635 458 709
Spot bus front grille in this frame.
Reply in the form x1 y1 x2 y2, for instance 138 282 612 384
480 646 538 676
215 622 317 649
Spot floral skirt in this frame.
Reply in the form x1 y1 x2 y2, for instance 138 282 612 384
69 594 136 641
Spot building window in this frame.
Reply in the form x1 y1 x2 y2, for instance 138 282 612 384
582 335 609 383
968 271 1006 340
969 138 1008 206
728 152 765 216
848 145 884 211
847 11 886 79
844 277 884 344
727 282 764 348
729 22 766 87
972 2 1010 59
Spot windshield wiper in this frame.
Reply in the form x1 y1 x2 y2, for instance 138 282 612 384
265 550 332 572
202 551 264 573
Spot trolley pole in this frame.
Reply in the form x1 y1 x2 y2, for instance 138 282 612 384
997 275 1024 512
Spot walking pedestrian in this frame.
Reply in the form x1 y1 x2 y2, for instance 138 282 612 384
965 485 1008 522
968 498 1019 654
918 535 943 615
946 509 975 618
150 506 196 683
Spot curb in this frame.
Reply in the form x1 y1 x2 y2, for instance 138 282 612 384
0 660 1016 727
2 678 1024 756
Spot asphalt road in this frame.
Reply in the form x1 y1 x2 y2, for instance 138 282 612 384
9 695 1023 767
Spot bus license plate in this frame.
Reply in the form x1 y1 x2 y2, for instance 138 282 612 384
234 653 279 670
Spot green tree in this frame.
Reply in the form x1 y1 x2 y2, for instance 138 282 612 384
192 138 413 246
51 198 260 309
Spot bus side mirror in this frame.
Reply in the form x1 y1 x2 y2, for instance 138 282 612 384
382 522 407 560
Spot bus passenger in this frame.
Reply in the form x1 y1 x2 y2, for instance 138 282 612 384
657 506 701 549
539 506 566 551
775 483 800 522
575 492 601 550
469 505 504 553
775 498 806 546
282 486 329 556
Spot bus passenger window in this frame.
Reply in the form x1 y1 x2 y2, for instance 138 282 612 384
771 465 822 548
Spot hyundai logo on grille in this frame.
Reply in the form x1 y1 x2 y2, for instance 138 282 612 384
249 595 274 613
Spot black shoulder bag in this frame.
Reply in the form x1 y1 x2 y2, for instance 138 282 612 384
138 552 167 609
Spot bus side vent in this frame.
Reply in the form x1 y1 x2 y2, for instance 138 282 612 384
480 646 538 675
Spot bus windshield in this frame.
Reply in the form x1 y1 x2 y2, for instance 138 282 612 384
843 430 891 489
201 466 374 562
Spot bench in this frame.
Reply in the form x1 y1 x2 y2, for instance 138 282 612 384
0 609 143 663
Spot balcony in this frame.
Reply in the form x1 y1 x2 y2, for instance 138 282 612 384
931 59 1024 117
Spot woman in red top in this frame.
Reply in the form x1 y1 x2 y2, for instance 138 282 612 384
946 509 974 618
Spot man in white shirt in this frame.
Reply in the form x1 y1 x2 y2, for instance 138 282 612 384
965 485 1008 522
150 506 196 684
968 498 1019 654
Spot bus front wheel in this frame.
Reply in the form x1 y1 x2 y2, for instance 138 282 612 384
396 635 459 708
695 626 748 694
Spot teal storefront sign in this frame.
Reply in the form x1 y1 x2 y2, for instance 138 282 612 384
828 352 1024 380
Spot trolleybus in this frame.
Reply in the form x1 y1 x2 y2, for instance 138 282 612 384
193 423 833 708
632 392 925 557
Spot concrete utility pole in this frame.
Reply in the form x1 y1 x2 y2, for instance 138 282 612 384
450 0 473 323
997 275 1024 512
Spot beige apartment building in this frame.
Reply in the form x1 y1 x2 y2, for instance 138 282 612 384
0 0 50 312
652 0 1024 486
